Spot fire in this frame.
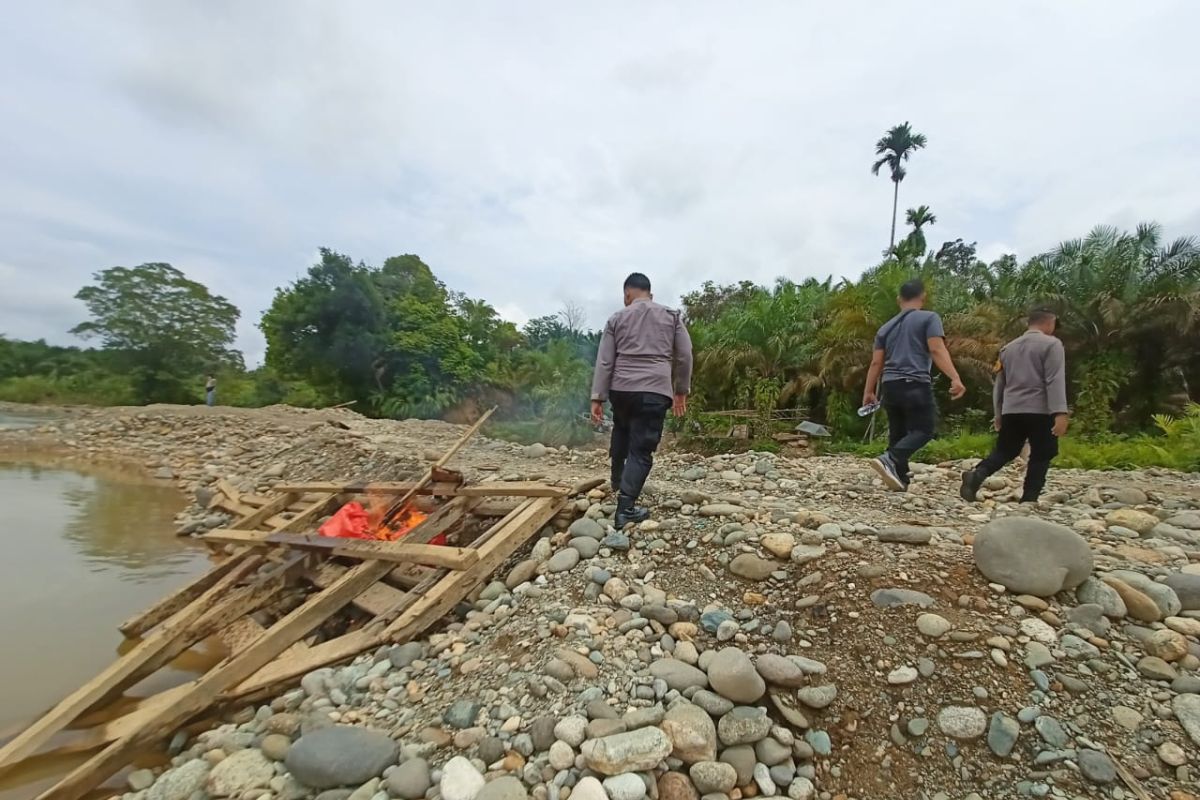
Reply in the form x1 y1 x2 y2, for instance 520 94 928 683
318 499 431 542
375 504 429 541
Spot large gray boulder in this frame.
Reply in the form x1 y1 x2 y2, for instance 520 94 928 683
285 726 400 789
706 648 766 704
973 517 1093 596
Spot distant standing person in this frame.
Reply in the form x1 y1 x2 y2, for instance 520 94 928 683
961 309 1069 504
591 273 693 528
862 279 965 491
205 375 216 407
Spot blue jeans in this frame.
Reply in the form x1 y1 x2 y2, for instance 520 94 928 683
882 379 936 482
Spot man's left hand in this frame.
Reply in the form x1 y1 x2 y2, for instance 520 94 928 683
672 394 688 418
590 400 604 425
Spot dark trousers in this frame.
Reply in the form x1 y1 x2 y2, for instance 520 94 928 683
882 379 936 483
975 413 1059 502
609 390 671 500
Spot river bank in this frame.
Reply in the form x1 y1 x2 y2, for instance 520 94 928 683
1 403 1199 800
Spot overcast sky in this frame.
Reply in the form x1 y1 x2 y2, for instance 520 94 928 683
2 1 1198 365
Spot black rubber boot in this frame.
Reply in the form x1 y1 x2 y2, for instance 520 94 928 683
959 469 984 502
614 492 650 528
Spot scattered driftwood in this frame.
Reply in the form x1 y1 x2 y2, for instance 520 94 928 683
0 408 580 800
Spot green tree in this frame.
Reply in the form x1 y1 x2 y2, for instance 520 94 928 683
71 263 240 403
872 122 928 252
901 205 938 255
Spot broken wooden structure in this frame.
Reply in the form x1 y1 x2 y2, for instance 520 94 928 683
0 412 585 800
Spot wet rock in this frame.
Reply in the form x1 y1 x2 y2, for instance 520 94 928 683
973 518 1093 596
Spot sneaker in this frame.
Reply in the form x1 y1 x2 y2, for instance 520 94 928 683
959 469 983 502
870 454 905 491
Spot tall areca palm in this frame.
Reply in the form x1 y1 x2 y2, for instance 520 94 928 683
904 205 937 253
872 122 928 251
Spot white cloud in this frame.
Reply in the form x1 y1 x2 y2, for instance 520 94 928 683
0 0 1198 366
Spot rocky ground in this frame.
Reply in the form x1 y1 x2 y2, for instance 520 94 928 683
2 404 1199 800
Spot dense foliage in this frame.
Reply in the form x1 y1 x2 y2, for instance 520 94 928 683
3 218 1199 468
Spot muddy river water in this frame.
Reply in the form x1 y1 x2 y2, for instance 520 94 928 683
0 412 212 798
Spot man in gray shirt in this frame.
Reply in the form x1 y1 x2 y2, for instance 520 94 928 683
591 272 693 527
862 279 965 490
961 309 1070 503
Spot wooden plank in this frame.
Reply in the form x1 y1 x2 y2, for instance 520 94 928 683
210 479 242 509
0 555 262 771
273 480 463 495
305 563 408 617
271 492 339 534
382 407 496 526
228 498 559 701
386 498 559 640
230 492 299 531
39 559 395 800
118 555 243 637
200 530 479 570
454 482 568 498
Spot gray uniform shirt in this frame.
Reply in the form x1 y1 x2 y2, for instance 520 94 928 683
591 298 693 402
874 309 945 383
993 330 1069 417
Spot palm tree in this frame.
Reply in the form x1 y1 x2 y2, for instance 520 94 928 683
872 122 928 251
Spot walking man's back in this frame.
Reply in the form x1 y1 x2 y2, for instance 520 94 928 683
961 309 1069 504
861 279 965 490
591 272 693 528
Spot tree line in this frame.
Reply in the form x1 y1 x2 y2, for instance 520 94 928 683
3 217 1198 447
4 121 1198 452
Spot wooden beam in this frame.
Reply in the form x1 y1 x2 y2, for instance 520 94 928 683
230 492 298 531
38 560 395 800
305 563 408 617
382 407 495 526
118 555 243 637
200 530 479 570
272 480 464 495
454 482 568 498
0 556 262 772
271 492 339 534
228 497 560 701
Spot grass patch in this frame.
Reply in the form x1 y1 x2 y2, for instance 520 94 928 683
825 431 1200 472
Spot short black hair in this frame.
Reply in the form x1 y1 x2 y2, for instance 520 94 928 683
899 279 925 301
624 272 652 292
1028 308 1057 326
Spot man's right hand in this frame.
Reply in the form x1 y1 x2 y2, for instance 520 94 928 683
590 400 604 425
1052 414 1069 437
672 394 688 418
949 378 966 399
993 416 1002 432
862 391 877 407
